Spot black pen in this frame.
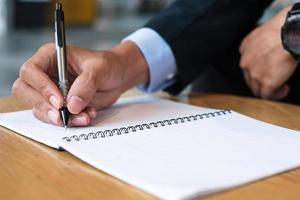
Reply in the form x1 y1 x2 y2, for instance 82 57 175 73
55 3 69 128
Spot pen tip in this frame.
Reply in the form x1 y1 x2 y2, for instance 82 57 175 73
59 107 70 129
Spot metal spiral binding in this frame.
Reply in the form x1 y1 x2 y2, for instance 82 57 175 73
61 109 232 142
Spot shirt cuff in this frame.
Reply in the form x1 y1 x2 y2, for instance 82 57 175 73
123 28 177 93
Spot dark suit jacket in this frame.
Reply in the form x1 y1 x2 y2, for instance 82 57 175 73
144 0 279 96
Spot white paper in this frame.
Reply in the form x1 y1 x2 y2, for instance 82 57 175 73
59 111 300 199
0 95 214 148
1 95 300 200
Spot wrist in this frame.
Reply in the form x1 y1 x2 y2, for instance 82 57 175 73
112 41 150 92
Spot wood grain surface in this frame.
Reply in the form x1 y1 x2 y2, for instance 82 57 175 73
1 93 300 200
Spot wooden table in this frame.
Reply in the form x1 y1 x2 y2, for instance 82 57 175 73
1 94 300 200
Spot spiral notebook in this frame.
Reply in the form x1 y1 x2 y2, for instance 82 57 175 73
1 95 300 200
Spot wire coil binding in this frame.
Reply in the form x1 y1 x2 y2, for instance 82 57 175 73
62 109 232 142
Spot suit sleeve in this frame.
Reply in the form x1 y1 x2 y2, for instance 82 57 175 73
145 0 273 94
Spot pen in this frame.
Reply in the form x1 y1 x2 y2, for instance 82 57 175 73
55 3 69 128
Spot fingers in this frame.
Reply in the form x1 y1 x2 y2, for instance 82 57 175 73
241 60 261 97
261 84 290 100
240 38 296 100
20 64 63 109
69 107 97 126
67 69 99 114
249 78 261 97
269 84 290 100
245 68 290 100
244 66 282 100
16 43 124 126
19 43 63 110
12 78 61 125
12 78 97 127
242 71 252 92
67 89 120 126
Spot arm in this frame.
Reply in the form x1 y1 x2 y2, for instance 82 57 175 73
146 0 273 94
239 6 298 100
12 0 272 126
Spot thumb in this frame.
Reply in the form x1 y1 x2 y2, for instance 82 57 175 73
67 71 98 114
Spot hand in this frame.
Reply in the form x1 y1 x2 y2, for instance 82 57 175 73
12 42 149 126
239 6 298 100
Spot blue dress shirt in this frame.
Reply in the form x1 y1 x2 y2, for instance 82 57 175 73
123 28 177 93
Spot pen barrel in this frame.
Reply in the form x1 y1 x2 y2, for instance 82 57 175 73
56 46 68 106
56 44 68 103
55 6 68 81
55 3 68 107
55 5 65 47
56 46 68 81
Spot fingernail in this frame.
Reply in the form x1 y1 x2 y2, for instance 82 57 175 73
72 116 89 126
48 110 59 124
49 95 60 109
69 96 85 114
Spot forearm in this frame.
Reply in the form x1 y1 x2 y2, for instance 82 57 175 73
265 5 292 31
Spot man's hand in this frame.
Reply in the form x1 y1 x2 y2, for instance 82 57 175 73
239 6 298 100
12 42 149 126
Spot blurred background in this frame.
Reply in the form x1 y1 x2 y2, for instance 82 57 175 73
0 0 296 97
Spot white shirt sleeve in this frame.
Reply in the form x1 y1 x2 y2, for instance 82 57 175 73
123 28 177 93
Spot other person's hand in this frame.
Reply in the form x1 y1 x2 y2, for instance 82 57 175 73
239 6 298 100
12 42 149 126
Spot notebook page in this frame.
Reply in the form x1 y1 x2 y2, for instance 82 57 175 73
59 111 300 200
0 95 216 149
0 110 70 148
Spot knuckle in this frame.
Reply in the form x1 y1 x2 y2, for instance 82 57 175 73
240 40 248 52
12 79 22 98
98 51 110 60
19 62 30 79
239 57 249 70
34 101 44 111
39 83 53 98
262 78 276 92
40 43 55 52
34 100 49 113
85 70 99 88
32 108 41 120
250 71 261 82
32 108 40 121
32 107 48 123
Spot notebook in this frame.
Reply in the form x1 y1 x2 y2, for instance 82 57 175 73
1 95 300 200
